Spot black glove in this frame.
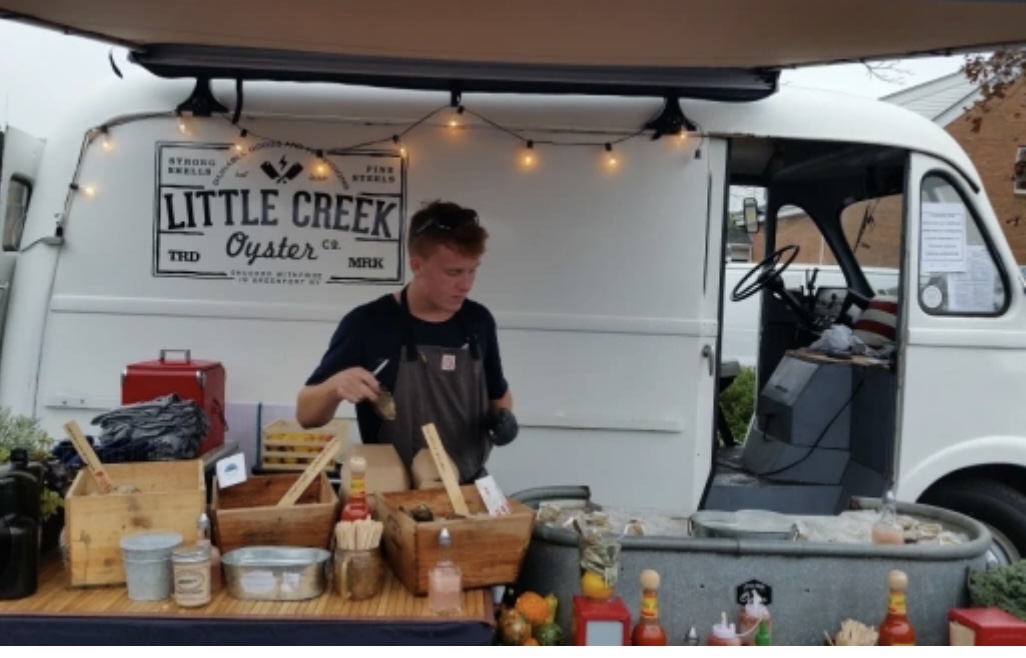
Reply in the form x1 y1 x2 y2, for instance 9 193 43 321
486 408 519 446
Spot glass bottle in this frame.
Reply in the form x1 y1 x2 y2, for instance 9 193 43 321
341 455 371 522
428 527 463 615
197 512 222 594
878 570 916 646
631 569 668 645
872 489 904 545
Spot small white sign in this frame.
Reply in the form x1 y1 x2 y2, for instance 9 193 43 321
441 354 456 371
921 202 967 273
475 475 512 516
216 452 248 488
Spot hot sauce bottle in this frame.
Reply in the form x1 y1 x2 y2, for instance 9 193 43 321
877 570 916 646
341 455 371 521
631 569 668 645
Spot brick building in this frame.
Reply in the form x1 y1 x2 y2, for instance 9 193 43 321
748 70 1026 269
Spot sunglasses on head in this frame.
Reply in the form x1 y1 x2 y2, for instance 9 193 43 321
413 210 480 235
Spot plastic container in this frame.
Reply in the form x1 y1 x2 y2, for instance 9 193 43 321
738 590 772 645
708 611 741 646
119 531 183 601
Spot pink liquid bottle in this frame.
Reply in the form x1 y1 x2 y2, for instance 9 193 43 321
428 527 463 615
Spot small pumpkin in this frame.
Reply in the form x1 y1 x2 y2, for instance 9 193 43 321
499 608 532 646
534 621 565 647
515 591 550 628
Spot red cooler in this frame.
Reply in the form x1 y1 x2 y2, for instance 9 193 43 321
121 349 227 456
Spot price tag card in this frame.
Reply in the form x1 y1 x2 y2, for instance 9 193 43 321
216 453 247 488
475 475 512 516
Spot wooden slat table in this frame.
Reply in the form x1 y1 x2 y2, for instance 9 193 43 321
0 554 497 645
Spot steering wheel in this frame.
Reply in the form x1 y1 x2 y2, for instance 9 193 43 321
731 244 800 302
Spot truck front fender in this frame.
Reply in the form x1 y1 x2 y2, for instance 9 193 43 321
897 434 1026 502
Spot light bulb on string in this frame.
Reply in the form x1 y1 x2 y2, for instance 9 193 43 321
98 126 112 152
392 135 407 158
520 140 536 169
604 143 619 169
72 183 97 198
234 129 248 154
448 105 465 131
314 149 329 177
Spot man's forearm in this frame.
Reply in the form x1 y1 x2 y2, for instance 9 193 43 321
490 390 513 411
296 381 341 428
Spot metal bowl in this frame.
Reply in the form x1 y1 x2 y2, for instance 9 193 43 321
222 546 331 601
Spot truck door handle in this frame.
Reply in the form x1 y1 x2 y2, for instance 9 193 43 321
701 344 714 376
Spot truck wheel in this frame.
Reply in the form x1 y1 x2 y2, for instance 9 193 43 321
920 479 1026 564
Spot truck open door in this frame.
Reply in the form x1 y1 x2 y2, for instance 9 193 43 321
0 125 45 360
899 151 1026 562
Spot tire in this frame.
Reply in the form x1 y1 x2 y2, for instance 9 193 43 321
920 479 1026 563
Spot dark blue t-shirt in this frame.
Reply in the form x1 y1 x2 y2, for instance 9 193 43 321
306 293 509 443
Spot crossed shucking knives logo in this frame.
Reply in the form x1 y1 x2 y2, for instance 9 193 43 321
261 155 305 184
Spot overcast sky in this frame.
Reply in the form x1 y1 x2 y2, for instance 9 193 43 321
1 20 968 138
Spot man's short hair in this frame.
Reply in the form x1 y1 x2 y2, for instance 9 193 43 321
408 200 489 258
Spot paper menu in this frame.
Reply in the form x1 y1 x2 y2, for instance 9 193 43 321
921 203 967 273
947 245 999 313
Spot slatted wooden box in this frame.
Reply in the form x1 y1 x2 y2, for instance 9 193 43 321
211 471 338 554
64 459 206 587
258 418 348 472
377 485 535 596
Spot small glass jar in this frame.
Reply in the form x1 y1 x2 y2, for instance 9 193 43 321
172 545 211 608
334 547 386 601
577 512 622 599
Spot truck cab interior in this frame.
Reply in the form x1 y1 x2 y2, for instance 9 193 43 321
703 136 907 515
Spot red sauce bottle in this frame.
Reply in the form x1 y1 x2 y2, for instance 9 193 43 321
340 455 371 521
631 569 668 646
878 570 917 646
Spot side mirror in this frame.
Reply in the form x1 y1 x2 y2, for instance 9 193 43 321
743 197 760 234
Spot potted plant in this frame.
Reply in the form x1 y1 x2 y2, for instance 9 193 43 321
0 406 67 552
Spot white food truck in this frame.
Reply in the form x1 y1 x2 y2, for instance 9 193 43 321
4 0 1026 565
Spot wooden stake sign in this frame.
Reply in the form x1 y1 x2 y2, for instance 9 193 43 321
63 420 116 494
420 423 470 517
276 437 344 507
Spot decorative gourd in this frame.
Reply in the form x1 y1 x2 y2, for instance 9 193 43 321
499 608 532 645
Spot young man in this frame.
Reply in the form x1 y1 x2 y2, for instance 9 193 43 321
296 200 517 484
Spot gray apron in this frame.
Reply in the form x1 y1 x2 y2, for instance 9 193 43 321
376 286 492 484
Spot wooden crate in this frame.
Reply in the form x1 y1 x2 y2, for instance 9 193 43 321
258 418 348 472
378 485 535 596
64 459 206 587
211 471 338 554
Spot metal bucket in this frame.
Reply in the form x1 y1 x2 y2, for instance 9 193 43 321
119 531 183 601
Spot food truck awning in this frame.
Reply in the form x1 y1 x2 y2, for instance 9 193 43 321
3 0 1025 100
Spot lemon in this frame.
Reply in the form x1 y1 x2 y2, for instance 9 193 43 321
580 570 614 600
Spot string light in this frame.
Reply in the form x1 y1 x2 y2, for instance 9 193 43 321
99 126 112 152
392 135 407 158
604 143 618 169
85 94 705 176
314 149 329 176
521 140 536 169
449 105 465 130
